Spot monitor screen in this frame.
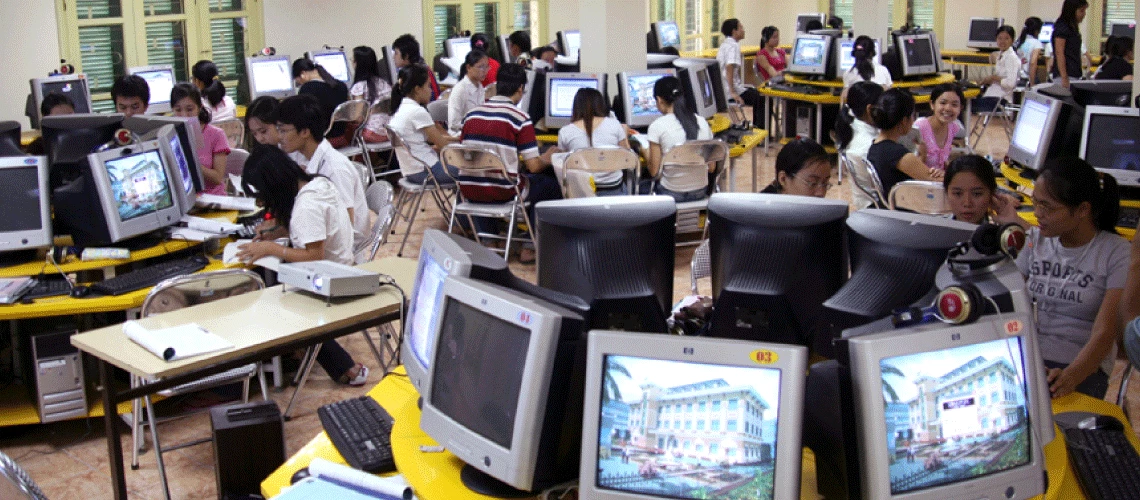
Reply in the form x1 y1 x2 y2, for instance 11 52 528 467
35 76 92 115
1083 114 1140 172
249 57 293 93
548 75 601 118
0 166 43 233
792 37 829 68
902 37 935 67
1110 22 1136 38
408 250 450 370
312 51 351 82
1011 99 1049 155
446 38 473 60
696 68 714 110
620 70 674 127
1038 23 1053 44
560 30 582 57
102 149 175 222
131 66 175 106
655 21 680 48
796 14 824 33
880 337 1030 495
967 18 1002 48
167 132 194 197
838 38 882 73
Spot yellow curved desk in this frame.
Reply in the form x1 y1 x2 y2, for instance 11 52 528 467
1000 163 1137 240
783 72 956 89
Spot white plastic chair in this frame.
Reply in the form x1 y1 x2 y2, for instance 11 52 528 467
214 117 245 149
439 144 535 260
652 140 728 241
888 180 951 215
326 100 370 162
385 125 455 257
561 147 640 198
361 98 396 181
842 152 887 209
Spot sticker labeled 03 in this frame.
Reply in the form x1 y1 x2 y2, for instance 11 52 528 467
750 349 779 365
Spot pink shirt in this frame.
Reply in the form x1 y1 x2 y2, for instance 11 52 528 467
199 123 230 195
915 117 960 171
755 48 787 81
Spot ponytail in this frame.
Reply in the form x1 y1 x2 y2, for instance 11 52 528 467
192 60 226 108
1016 17 1043 50
869 88 915 131
835 81 884 148
653 76 699 139
1097 174 1122 232
1039 157 1121 234
851 36 877 81
391 64 429 114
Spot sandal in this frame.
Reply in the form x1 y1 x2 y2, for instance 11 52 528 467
343 364 370 386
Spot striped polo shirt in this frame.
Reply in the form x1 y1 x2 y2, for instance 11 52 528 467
459 96 541 202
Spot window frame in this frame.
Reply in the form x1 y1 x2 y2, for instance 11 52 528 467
422 0 548 63
650 0 734 52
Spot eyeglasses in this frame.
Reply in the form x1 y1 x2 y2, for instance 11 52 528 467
474 63 490 70
275 125 297 135
795 173 833 191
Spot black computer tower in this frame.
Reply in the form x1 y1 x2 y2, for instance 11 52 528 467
210 401 285 499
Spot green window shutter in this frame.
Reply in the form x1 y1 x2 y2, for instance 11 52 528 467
78 24 125 112
210 17 248 103
143 0 183 16
75 0 122 19
434 5 461 55
474 3 500 36
209 0 245 12
832 0 854 29
910 0 934 30
1104 0 1136 36
144 21 189 82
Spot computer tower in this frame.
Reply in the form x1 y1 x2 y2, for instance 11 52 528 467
210 401 285 498
784 101 816 140
24 328 87 423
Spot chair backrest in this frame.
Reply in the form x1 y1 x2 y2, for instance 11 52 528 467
690 239 711 295
439 144 519 199
843 152 887 209
225 147 250 178
426 99 449 125
384 124 429 174
659 139 729 188
369 98 392 118
141 269 265 317
561 147 640 198
352 160 372 186
324 100 370 136
365 179 394 214
0 452 45 500
359 202 396 263
888 180 951 214
214 117 245 150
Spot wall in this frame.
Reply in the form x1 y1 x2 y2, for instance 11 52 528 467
261 0 422 65
1 0 62 128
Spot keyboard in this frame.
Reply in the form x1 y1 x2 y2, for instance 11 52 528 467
318 396 396 473
20 278 73 301
1064 427 1140 500
1118 206 1139 230
89 255 208 296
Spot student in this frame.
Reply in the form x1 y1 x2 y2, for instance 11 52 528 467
977 26 1020 110
389 64 460 186
236 145 369 386
754 26 787 83
244 96 281 147
532 46 558 72
828 17 844 31
277 94 369 258
866 88 942 195
843 36 892 89
349 45 394 143
507 30 533 67
942 155 1020 225
111 74 150 118
171 83 228 195
1094 36 1134 81
557 87 632 195
192 60 236 123
1015 157 1128 399
470 33 500 85
447 49 489 135
717 19 764 129
292 58 351 147
913 84 964 171
393 34 441 101
646 76 714 202
804 19 825 32
40 92 75 117
834 81 885 208
1051 0 1088 89
1016 17 1045 86
760 138 832 197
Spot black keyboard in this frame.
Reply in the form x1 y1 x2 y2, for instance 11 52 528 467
89 255 208 296
1064 427 1140 500
1118 206 1139 230
20 278 73 301
318 396 396 473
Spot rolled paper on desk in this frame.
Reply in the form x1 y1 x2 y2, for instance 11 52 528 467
308 458 415 500
122 321 234 362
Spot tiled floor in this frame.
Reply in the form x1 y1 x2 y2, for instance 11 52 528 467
3 118 1137 499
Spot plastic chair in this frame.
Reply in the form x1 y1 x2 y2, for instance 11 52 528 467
214 117 245 149
439 144 535 260
131 269 269 500
385 125 455 257
561 147 640 198
426 98 449 126
888 180 951 215
842 152 887 209
690 239 711 296
0 451 46 500
361 98 396 181
356 180 395 263
326 100 370 162
968 97 1018 146
652 140 728 241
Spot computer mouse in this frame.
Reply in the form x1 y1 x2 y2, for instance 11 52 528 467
70 286 92 298
289 467 310 485
1081 414 1126 432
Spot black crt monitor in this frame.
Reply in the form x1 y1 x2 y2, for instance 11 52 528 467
796 13 826 34
1006 90 1083 173
0 121 22 157
124 114 206 194
674 58 727 113
544 72 607 129
378 46 401 86
1110 21 1136 38
29 74 93 129
787 33 835 79
557 30 582 58
578 330 809 500
648 21 681 53
308 49 352 83
617 69 675 128
1080 105 1140 188
836 38 882 74
0 156 52 254
1038 23 1054 45
127 64 176 114
1069 79 1134 107
445 38 473 60
245 55 295 100
40 113 124 189
707 193 849 354
896 32 940 77
536 196 676 333
967 17 1003 50
419 276 586 494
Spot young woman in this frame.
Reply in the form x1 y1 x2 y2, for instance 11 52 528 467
171 83 228 195
192 60 236 123
244 96 281 147
760 138 832 197
556 87 632 195
866 88 942 194
843 36 892 89
236 146 369 386
392 34 441 100
1016 17 1045 86
978 26 1021 111
1052 0 1088 88
943 155 1021 225
834 81 885 208
388 64 459 185
349 45 394 143
469 33 500 85
646 76 714 202
447 49 489 135
913 84 965 171
1016 157 1128 399
1094 36 1134 81
754 26 787 83
292 58 351 146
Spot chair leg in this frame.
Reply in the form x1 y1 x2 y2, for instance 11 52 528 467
144 395 172 500
130 375 143 470
396 190 425 257
360 327 387 371
503 206 516 260
1118 363 1133 419
284 343 323 420
241 376 251 404
257 364 271 401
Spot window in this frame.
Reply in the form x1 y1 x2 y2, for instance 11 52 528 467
909 0 935 30
697 420 705 430
831 0 854 29
687 403 693 412
728 399 739 411
685 420 692 430
674 420 680 429
710 443 719 454
651 0 733 52
58 0 264 110
712 401 721 411
1103 0 1136 36
696 444 703 452
699 401 706 411
727 419 737 431
711 420 720 431
990 372 997 383
675 404 681 412
424 1 547 62
727 447 736 457
684 440 691 450
979 395 987 405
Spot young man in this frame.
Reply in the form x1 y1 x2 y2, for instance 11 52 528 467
277 94 370 261
717 18 765 129
111 74 150 117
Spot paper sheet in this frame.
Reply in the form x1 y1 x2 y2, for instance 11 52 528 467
122 321 234 362
222 239 282 271
181 215 243 234
307 458 415 499
194 194 258 211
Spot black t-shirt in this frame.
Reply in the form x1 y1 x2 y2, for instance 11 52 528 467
866 139 912 195
299 79 350 138
1095 57 1134 80
1051 21 1082 79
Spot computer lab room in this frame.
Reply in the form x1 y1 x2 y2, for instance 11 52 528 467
1 0 1140 499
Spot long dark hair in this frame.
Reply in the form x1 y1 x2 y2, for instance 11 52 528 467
943 155 998 193
1016 17 1043 50
459 49 487 79
760 26 778 48
192 60 226 109
352 46 382 102
292 58 340 87
570 88 609 146
869 88 915 131
851 36 878 82
1038 157 1121 233
244 96 279 130
391 64 430 113
834 81 884 149
769 138 830 192
1058 0 1088 31
653 76 698 140
171 83 210 125
241 145 317 228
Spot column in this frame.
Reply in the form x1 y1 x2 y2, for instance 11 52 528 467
853 0 891 40
579 0 648 92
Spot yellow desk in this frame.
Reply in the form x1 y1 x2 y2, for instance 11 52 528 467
73 256 416 500
724 128 768 192
1001 163 1138 240
20 129 39 148
783 72 956 89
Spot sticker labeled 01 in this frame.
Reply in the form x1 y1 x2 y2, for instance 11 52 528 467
750 349 779 365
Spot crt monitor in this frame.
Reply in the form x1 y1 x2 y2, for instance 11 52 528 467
1006 90 1083 173
1038 22 1054 44
1070 79 1133 107
617 69 675 128
787 33 834 78
896 32 940 77
1110 21 1136 38
796 13 826 33
379 45 400 86
445 38 473 60
836 38 882 74
1080 105 1140 188
536 196 675 333
967 17 1003 50
497 34 512 63
155 124 196 212
30 74 94 128
844 313 1048 499
558 30 582 58
124 114 205 194
245 55 295 100
0 156 52 254
675 63 718 119
127 64 176 114
648 21 681 53
673 57 727 113
707 193 849 353
544 72 607 129
308 49 351 83
40 113 123 188
0 121 22 157
419 276 586 493
578 330 809 500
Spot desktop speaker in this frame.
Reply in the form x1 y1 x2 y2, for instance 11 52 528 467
210 401 285 499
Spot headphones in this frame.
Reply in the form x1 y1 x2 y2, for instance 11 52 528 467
892 282 988 328
966 222 1026 259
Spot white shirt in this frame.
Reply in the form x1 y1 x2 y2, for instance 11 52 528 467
304 139 369 253
290 176 355 266
1017 37 1044 78
717 37 746 96
389 97 439 175
447 76 485 135
844 118 880 210
984 47 1021 101
204 96 237 123
843 64 893 88
350 78 393 135
557 117 629 187
647 113 714 193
